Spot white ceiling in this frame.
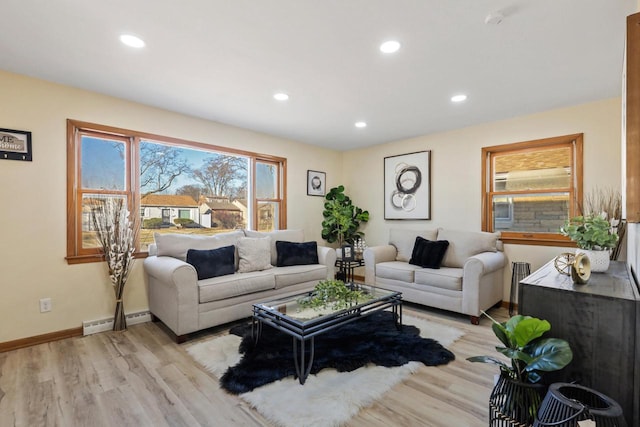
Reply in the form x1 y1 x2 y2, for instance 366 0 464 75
0 1 635 151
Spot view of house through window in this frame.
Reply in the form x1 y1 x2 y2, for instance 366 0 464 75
138 140 250 250
67 120 286 262
482 134 583 245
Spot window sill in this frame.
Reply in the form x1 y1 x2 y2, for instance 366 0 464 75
499 236 576 247
65 252 148 265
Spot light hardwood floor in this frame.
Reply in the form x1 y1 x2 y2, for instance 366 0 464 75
0 305 507 427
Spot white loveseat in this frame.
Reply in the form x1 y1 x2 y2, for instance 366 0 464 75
364 228 505 324
143 229 336 341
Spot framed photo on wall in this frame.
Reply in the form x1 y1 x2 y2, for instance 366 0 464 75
0 128 32 161
384 150 431 219
307 170 326 196
341 245 354 261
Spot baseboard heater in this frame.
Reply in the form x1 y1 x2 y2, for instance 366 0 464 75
82 310 152 336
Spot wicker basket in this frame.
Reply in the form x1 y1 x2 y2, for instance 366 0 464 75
489 374 547 427
534 383 627 427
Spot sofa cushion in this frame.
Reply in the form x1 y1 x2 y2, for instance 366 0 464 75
237 236 273 273
198 271 276 303
244 229 305 265
409 237 449 269
276 241 319 267
154 230 244 261
414 267 463 291
389 228 438 262
186 245 236 280
437 229 500 268
375 261 421 283
273 264 327 289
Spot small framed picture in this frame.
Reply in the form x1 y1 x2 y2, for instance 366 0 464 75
0 128 32 161
341 245 354 261
307 170 326 196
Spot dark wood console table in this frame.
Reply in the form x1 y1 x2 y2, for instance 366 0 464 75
519 260 640 426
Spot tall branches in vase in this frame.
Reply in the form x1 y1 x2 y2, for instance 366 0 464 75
91 197 139 331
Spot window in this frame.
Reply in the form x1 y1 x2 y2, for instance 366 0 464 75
482 134 583 246
66 120 286 264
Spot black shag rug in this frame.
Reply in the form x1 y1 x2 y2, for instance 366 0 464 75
220 311 455 394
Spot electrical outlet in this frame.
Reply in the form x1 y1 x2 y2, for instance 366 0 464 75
40 298 52 313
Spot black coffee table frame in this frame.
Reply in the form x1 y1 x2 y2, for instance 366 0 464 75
252 285 402 385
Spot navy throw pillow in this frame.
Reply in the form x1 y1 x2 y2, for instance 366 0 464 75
276 241 319 267
409 237 449 269
186 245 236 280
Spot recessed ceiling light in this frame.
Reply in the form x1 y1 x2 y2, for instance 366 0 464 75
273 93 289 101
355 121 367 128
380 40 401 54
120 34 145 48
451 94 468 103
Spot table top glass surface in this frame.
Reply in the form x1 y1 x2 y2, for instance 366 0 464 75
254 283 397 323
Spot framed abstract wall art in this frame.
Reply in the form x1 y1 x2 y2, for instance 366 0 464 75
384 150 431 219
307 170 326 196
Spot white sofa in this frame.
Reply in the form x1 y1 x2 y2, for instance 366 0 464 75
364 228 505 324
143 229 336 341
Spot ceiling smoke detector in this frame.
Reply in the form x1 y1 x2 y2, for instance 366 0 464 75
484 12 504 25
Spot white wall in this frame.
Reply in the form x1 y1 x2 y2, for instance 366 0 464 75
343 97 622 300
0 70 341 342
0 67 624 343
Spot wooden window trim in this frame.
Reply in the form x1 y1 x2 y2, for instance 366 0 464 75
253 159 286 230
481 133 583 246
66 119 287 264
627 13 640 223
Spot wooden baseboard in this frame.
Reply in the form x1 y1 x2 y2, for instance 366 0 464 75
0 327 83 353
500 300 517 311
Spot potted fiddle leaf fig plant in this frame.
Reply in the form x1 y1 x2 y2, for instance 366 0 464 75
560 213 619 272
468 313 573 426
321 185 369 247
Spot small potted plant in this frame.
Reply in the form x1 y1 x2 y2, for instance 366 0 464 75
298 280 370 311
467 313 573 426
560 213 619 272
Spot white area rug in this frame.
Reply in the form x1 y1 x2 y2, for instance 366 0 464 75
186 315 464 427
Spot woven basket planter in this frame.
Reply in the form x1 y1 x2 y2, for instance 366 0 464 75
489 374 547 427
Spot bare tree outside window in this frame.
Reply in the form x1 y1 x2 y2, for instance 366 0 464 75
191 154 248 199
140 142 190 197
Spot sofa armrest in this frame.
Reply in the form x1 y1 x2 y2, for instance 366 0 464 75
364 245 397 284
461 251 506 317
317 245 338 280
143 255 199 336
464 251 506 275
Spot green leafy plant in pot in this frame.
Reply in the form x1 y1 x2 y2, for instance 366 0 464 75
560 213 619 272
321 185 369 247
467 313 573 425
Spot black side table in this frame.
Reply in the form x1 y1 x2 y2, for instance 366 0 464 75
335 258 365 283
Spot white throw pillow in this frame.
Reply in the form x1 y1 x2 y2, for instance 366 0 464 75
437 229 500 268
237 236 273 273
154 230 244 262
244 229 304 265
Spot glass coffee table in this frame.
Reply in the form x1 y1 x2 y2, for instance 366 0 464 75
252 283 402 384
